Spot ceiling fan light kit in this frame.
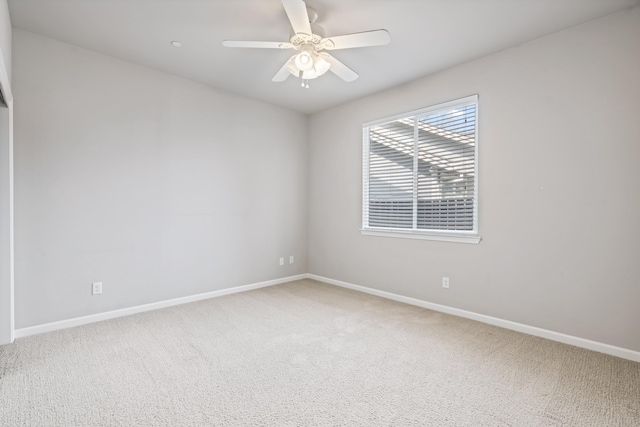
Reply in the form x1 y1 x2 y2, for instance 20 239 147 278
222 0 390 87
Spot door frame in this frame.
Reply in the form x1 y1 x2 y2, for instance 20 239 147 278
0 44 13 345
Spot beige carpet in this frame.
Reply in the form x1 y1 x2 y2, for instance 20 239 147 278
1 279 638 426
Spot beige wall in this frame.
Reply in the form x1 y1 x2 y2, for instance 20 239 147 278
13 30 308 328
308 7 640 351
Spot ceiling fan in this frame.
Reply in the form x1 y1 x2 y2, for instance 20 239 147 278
222 0 390 87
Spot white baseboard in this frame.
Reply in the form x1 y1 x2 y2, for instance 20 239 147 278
13 274 308 339
13 272 640 363
307 274 640 363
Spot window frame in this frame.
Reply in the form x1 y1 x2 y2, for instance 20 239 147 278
361 95 480 244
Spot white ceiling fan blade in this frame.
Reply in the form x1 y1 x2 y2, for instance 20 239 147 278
323 29 391 50
281 0 312 36
223 40 293 49
272 57 296 82
321 53 358 82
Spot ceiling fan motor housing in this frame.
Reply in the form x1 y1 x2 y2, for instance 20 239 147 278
289 23 326 49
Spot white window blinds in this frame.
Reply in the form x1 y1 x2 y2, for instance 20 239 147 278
362 95 478 241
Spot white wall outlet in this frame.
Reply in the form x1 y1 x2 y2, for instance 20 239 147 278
92 282 103 295
289 255 294 264
442 277 450 289
279 257 284 266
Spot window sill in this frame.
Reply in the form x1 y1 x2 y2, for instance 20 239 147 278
361 229 481 244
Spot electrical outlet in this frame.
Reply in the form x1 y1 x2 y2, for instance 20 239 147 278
92 282 103 295
279 257 284 266
442 277 450 289
289 255 294 264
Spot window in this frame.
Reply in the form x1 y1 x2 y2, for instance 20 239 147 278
362 95 479 244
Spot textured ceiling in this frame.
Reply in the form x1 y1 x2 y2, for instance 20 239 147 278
8 0 640 114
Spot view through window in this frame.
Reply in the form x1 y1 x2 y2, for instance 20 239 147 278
362 95 479 242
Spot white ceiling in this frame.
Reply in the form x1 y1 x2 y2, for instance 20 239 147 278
8 0 639 114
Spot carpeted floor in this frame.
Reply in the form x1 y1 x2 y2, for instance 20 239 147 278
1 279 639 426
